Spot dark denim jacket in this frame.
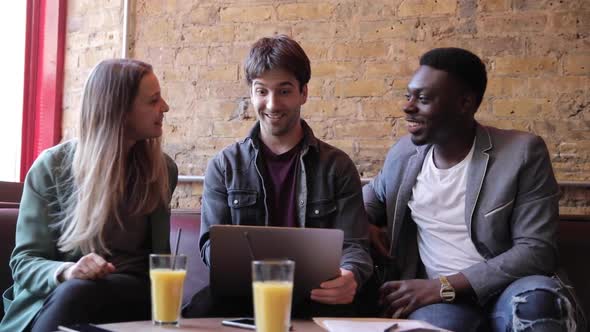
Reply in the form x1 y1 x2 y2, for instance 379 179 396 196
199 120 372 286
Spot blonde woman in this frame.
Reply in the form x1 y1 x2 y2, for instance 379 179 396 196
0 59 178 332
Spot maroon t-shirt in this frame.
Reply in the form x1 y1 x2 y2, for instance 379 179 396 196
260 141 302 228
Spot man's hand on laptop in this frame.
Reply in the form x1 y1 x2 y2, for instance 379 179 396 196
310 268 357 304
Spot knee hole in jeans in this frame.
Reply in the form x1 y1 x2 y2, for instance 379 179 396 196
513 289 564 321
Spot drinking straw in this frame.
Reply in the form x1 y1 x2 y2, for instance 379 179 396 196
172 228 182 269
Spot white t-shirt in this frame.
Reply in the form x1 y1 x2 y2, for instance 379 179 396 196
407 141 484 279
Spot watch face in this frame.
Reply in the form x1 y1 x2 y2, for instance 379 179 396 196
440 286 456 302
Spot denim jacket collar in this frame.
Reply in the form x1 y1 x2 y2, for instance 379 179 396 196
246 119 320 154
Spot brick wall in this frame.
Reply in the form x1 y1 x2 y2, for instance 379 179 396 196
63 0 589 213
63 0 124 138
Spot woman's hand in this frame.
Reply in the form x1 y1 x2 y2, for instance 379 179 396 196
62 253 116 281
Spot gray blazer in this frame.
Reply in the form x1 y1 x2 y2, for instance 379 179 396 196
363 124 560 305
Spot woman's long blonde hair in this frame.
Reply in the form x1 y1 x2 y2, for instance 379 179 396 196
58 59 170 255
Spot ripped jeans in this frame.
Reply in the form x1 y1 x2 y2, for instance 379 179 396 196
408 275 583 332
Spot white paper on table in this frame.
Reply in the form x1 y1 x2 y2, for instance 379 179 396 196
314 317 449 332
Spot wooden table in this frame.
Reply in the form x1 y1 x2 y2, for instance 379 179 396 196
99 318 325 331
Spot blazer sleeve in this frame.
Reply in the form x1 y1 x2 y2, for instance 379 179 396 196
363 142 399 227
9 150 69 298
462 135 560 304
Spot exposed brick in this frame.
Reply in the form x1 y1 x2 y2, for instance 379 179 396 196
365 62 415 78
293 22 351 41
564 56 590 75
555 91 588 118
313 62 358 78
199 64 239 81
136 16 177 44
332 42 388 59
493 56 558 75
235 23 291 42
157 64 194 82
334 1 398 21
475 37 526 56
192 99 240 121
334 80 387 97
458 0 477 17
220 6 272 23
212 119 256 137
194 137 239 156
525 35 586 57
175 47 208 66
183 25 234 44
160 81 200 108
357 138 396 159
184 6 217 25
63 0 590 211
390 40 429 60
513 0 583 11
299 42 330 60
527 77 588 97
549 12 578 34
486 77 523 97
303 99 357 120
391 79 410 91
208 81 249 98
137 0 177 16
360 100 405 119
477 15 547 36
493 98 553 118
333 120 393 138
478 0 510 12
578 10 590 31
277 3 335 21
208 45 250 65
302 120 330 139
360 20 419 40
417 17 472 39
398 0 457 17
307 79 325 97
79 48 118 68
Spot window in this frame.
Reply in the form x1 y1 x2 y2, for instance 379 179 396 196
0 3 26 181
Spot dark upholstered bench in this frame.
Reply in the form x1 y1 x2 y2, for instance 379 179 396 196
557 216 590 320
169 209 209 305
1 208 589 321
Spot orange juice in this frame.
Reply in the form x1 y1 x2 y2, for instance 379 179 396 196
253 281 293 332
150 268 186 323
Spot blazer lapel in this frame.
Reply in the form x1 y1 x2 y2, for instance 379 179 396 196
465 124 492 235
391 144 430 249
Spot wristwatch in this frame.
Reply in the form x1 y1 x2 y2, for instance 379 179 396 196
439 275 456 302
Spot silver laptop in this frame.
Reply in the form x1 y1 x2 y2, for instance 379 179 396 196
209 225 343 301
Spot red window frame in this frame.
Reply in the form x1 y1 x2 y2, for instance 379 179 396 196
20 0 67 181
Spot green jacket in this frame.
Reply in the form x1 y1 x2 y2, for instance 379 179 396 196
0 141 178 332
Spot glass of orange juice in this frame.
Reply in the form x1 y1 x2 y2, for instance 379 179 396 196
149 254 187 326
252 260 295 332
